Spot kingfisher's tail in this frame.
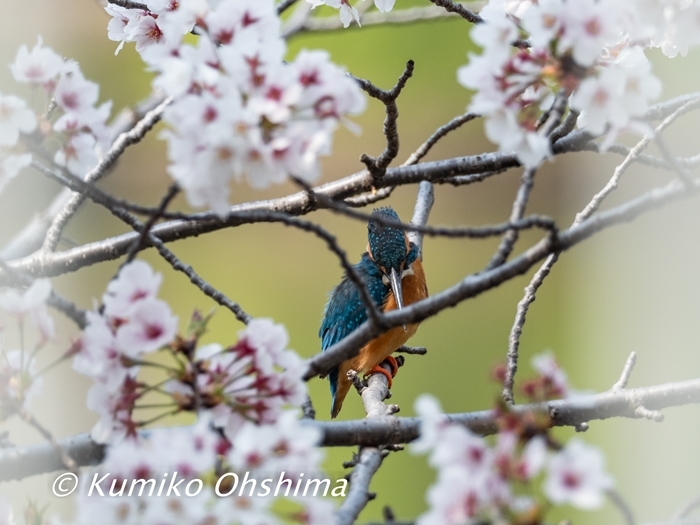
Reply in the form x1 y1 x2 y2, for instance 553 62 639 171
329 367 351 418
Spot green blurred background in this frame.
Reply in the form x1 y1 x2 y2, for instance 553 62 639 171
2 1 700 523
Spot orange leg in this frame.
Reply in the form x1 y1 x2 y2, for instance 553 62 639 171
365 356 399 388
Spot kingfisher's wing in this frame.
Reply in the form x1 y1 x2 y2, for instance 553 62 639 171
319 255 387 409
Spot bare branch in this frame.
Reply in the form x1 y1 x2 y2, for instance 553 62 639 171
502 252 559 404
153 241 252 325
485 166 538 269
106 0 149 9
356 61 415 179
612 352 638 391
407 181 434 257
426 0 483 23
6 375 700 480
305 175 699 380
122 183 181 267
404 112 479 166
502 95 699 403
276 0 298 15
283 3 481 36
396 345 427 355
336 447 384 525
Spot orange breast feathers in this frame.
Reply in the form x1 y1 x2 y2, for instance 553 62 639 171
346 257 428 376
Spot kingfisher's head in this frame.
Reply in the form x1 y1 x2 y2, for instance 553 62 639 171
367 207 419 312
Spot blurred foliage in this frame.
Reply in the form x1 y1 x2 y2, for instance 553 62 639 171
2 2 700 525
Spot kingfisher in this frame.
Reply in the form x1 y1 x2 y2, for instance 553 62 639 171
319 207 429 418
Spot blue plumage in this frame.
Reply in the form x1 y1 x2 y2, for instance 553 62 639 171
319 206 428 417
319 253 388 409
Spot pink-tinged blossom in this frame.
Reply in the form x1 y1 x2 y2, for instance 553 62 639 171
418 468 491 525
73 312 129 390
53 132 98 176
0 279 55 341
227 410 322 478
471 0 519 64
54 66 100 117
516 435 547 480
11 37 64 85
530 351 570 397
544 439 613 509
521 0 564 48
557 0 621 67
104 0 364 215
0 94 36 147
87 378 140 443
115 298 178 356
103 260 163 319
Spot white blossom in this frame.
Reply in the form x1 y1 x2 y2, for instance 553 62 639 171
544 439 614 509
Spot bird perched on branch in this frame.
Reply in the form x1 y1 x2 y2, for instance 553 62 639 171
319 207 428 418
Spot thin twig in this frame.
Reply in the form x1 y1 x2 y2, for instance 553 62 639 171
355 61 415 179
404 112 479 166
485 166 538 269
396 346 427 355
276 0 298 15
106 0 148 10
612 352 637 391
607 488 637 525
426 0 482 23
121 183 180 267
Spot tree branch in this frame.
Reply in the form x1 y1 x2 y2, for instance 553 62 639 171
5 375 700 481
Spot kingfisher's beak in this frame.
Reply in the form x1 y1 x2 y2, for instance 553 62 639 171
389 267 407 332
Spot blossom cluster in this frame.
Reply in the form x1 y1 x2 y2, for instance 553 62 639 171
412 353 613 523
73 412 334 525
456 0 689 167
412 396 613 524
66 259 329 524
105 0 366 215
0 279 54 420
7 38 112 179
71 260 307 445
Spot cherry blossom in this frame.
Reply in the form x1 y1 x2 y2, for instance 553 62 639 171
103 0 365 215
544 439 614 509
458 0 664 168
103 260 163 319
530 351 570 397
114 298 178 356
10 37 64 85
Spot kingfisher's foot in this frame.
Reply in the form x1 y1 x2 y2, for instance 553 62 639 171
366 356 399 388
